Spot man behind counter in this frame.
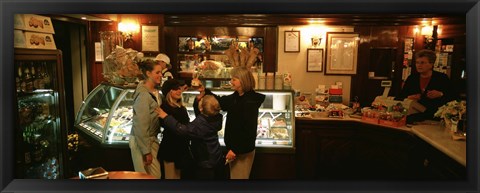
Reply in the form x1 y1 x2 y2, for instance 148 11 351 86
397 49 457 124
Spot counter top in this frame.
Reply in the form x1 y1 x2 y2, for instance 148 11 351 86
296 116 466 167
411 123 466 166
71 171 157 179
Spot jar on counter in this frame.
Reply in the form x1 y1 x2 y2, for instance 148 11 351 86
258 74 266 90
266 73 274 90
274 75 283 90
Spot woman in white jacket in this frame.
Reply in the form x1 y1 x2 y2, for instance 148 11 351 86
130 59 163 178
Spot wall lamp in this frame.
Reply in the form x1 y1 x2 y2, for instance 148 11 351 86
414 24 440 50
118 22 139 40
311 36 322 48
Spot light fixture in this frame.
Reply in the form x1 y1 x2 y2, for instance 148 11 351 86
417 23 439 50
420 25 433 37
311 36 322 47
305 25 325 48
118 22 139 40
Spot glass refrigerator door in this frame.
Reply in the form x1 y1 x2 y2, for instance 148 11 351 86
15 57 63 179
182 90 295 151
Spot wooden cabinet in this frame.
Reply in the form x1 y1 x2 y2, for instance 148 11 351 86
409 135 466 180
295 118 465 180
251 153 296 179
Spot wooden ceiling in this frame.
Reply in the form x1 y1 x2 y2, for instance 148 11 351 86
164 14 465 27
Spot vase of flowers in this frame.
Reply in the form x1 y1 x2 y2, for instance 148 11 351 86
434 100 467 133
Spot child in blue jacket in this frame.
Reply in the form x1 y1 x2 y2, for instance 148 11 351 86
156 95 224 179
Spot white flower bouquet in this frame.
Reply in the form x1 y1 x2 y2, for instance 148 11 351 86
434 100 467 121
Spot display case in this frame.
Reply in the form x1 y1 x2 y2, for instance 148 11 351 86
74 83 136 146
14 48 67 179
75 83 295 152
182 89 295 153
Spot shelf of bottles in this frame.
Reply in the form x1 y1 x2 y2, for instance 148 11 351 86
15 60 61 179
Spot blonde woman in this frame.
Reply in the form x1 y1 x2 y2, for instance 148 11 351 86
130 59 163 178
157 79 192 179
195 66 265 179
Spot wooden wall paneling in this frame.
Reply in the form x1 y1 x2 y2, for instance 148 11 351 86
88 21 116 90
352 26 410 107
263 27 278 72
352 26 373 107
164 27 178 77
391 26 411 98
438 23 466 96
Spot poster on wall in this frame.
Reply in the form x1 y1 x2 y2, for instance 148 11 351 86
141 25 159 52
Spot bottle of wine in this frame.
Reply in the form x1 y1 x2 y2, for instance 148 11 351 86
32 134 43 163
31 63 38 90
24 63 33 92
16 62 24 92
36 65 45 89
23 125 32 165
42 62 51 89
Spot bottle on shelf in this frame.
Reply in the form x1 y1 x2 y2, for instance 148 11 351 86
42 62 51 89
23 126 32 165
35 64 45 89
32 134 43 163
31 63 38 90
16 62 24 92
23 63 34 92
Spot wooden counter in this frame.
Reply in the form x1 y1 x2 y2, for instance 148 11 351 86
71 171 156 179
295 116 466 180
411 124 466 166
297 116 466 166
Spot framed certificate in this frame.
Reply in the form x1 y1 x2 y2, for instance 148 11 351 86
307 48 323 72
284 31 300 52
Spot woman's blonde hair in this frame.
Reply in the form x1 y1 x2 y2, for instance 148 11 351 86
230 66 255 92
166 91 184 108
199 95 220 117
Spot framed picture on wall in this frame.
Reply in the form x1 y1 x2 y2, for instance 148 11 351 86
284 31 300 52
307 48 323 72
325 32 359 75
141 25 159 52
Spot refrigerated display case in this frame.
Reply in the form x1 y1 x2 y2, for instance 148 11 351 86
75 82 295 152
183 90 295 153
14 48 67 179
74 83 136 146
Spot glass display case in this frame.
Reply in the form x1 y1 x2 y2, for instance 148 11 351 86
74 83 136 146
75 83 295 152
14 48 67 179
182 89 295 152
